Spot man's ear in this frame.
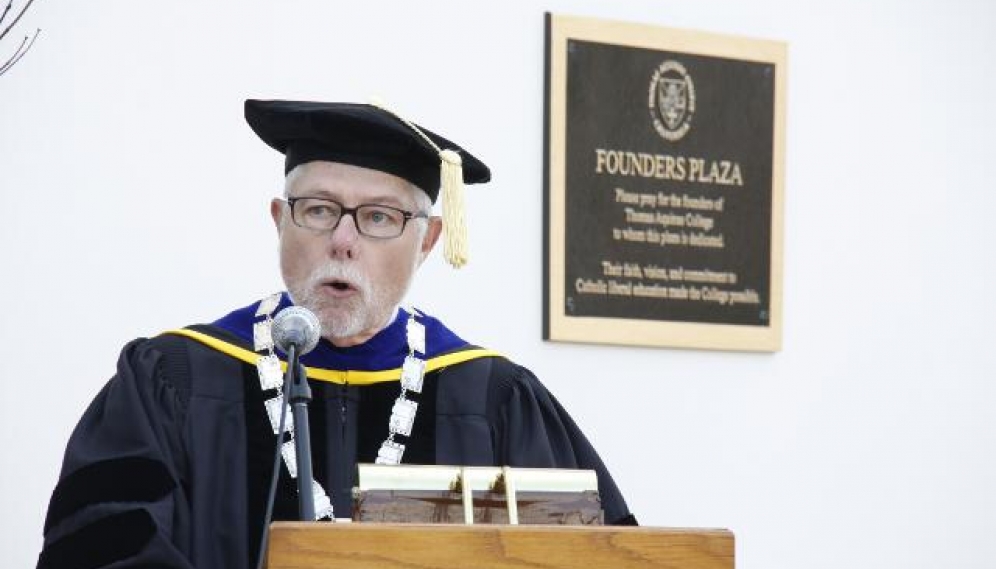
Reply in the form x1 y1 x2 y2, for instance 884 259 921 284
418 216 443 264
270 199 285 232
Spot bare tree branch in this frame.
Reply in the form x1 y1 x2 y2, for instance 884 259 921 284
0 0 36 43
0 27 38 77
0 30 26 69
0 1 14 29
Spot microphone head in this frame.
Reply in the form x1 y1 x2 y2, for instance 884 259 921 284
271 306 322 355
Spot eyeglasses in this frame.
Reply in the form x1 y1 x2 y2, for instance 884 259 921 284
285 197 428 239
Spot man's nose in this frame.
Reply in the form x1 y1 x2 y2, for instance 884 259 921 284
328 213 359 260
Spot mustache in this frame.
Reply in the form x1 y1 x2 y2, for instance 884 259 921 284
305 262 371 296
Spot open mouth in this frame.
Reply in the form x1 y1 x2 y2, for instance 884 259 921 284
322 279 359 294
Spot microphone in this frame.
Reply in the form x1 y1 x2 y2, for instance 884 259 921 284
271 306 321 355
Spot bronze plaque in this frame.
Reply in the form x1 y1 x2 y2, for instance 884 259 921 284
544 14 786 351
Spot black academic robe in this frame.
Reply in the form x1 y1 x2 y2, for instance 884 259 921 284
37 298 634 569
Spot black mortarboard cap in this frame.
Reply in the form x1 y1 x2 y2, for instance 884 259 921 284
244 99 490 203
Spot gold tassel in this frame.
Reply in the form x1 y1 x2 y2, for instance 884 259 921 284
440 149 468 268
368 98 470 268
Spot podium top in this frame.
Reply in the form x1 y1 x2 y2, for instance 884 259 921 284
266 522 734 569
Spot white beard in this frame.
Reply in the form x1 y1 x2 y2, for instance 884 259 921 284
286 261 409 342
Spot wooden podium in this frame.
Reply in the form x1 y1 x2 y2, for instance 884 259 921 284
265 522 734 569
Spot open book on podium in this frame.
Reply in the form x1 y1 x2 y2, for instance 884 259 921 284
265 464 734 568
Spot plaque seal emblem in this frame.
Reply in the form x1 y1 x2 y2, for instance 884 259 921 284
648 60 696 141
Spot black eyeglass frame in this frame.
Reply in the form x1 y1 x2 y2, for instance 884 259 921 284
285 197 428 239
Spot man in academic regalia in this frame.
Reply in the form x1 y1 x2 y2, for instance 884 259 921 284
36 99 635 569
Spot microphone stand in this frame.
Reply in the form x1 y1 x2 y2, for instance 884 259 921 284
285 343 316 521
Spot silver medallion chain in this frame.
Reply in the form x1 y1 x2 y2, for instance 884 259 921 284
375 305 427 465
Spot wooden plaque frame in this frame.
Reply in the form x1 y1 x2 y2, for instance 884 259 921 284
543 13 787 351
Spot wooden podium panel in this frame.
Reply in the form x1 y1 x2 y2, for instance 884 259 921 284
266 522 734 569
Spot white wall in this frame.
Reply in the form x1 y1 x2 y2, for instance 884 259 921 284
2 1 994 567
